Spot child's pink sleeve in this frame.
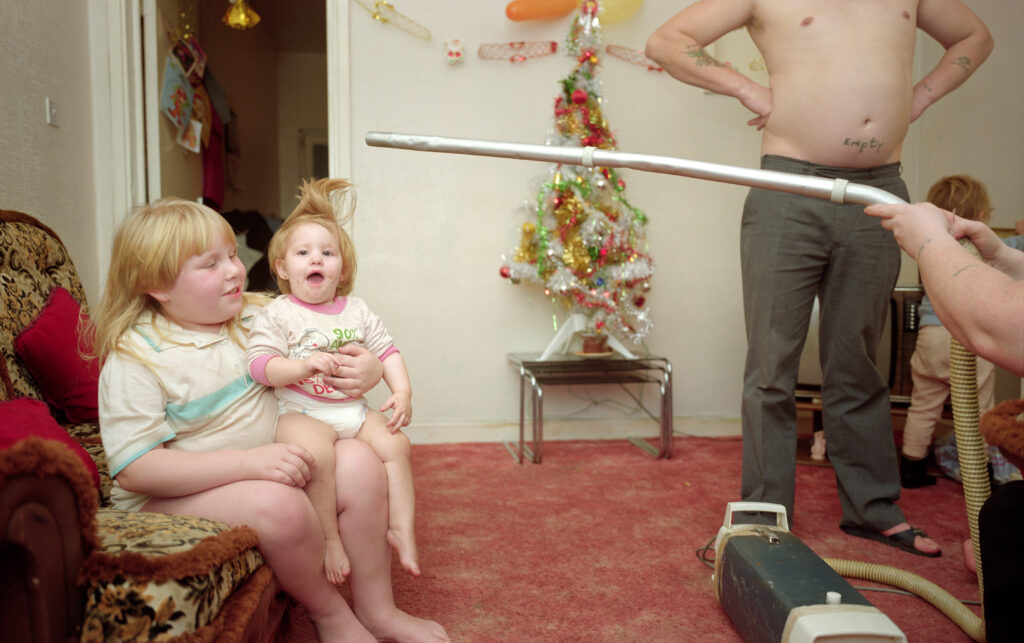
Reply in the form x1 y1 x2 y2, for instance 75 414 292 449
249 354 275 386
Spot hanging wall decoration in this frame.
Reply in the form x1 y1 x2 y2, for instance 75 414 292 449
605 44 663 72
478 41 558 63
354 0 431 41
444 39 465 65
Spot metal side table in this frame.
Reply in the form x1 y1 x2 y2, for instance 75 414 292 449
508 353 673 463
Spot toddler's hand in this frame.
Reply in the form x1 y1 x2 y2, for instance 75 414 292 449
249 443 313 487
381 392 412 432
303 351 338 378
323 345 383 397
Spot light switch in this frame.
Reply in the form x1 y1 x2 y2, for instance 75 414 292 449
45 97 59 128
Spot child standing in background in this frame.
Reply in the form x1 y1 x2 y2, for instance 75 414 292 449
901 175 998 488
92 197 447 641
246 178 421 581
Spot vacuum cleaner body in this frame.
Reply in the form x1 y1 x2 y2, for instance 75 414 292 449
714 503 906 643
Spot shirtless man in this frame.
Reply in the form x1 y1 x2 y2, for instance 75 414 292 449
646 0 992 556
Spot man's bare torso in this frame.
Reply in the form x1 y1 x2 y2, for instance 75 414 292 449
749 0 918 168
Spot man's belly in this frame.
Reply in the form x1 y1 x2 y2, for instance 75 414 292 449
760 80 911 168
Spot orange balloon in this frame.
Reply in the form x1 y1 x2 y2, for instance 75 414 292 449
505 0 577 21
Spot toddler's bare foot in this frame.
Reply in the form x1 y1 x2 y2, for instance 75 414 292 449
387 527 421 576
325 536 351 586
357 605 450 643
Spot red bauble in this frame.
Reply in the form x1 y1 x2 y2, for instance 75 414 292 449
571 88 588 104
634 296 645 307
500 265 512 279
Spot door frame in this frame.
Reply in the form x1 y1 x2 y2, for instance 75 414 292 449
94 0 351 261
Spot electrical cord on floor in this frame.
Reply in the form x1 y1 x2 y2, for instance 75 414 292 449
849 585 980 606
696 534 716 569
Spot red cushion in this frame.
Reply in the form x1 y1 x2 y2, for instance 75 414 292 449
14 287 99 423
0 397 100 488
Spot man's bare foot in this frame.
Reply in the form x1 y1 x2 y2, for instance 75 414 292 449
356 605 450 643
325 536 351 586
880 522 941 556
387 527 421 576
841 522 941 557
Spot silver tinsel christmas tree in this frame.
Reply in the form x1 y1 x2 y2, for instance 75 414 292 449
500 0 654 347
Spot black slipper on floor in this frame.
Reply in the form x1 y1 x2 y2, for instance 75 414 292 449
841 525 942 558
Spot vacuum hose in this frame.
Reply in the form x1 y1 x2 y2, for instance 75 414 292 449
823 557 985 641
363 132 992 641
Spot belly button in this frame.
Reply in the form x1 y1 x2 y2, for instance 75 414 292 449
801 16 813 27
864 118 871 126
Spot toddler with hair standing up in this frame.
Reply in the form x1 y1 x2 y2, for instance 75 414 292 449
246 178 421 582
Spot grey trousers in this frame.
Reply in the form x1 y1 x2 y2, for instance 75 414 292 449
740 155 908 530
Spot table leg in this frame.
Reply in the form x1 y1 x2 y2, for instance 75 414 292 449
661 365 674 458
533 379 544 463
518 367 527 464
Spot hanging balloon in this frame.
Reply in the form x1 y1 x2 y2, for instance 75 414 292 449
598 0 644 25
505 0 577 21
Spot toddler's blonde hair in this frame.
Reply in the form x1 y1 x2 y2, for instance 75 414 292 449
926 175 993 223
89 198 257 363
268 178 358 297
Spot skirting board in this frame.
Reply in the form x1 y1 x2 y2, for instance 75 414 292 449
409 416 741 445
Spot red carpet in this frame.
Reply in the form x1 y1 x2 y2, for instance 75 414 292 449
282 436 981 641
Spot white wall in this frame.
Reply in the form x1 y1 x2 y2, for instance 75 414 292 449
347 1 1022 433
0 1 99 301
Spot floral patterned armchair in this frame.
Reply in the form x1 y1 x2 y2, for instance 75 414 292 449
0 210 288 642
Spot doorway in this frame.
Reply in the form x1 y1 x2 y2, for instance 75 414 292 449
149 0 328 220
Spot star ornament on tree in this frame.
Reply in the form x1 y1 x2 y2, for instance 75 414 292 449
500 0 654 345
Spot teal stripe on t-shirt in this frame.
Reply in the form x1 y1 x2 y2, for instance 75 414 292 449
166 375 254 423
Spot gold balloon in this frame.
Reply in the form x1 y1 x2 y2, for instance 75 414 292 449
595 0 643 25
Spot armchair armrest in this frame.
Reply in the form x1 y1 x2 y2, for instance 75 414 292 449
0 438 100 642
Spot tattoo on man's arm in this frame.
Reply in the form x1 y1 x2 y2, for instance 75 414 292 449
953 56 971 72
917 238 933 258
686 44 725 68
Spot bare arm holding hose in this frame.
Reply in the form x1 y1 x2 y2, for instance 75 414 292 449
865 202 1024 376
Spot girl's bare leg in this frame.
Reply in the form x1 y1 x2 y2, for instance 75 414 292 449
145 479 374 642
334 438 448 642
357 410 419 576
277 413 350 585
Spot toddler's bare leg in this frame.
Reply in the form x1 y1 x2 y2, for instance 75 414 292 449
277 412 350 585
358 410 419 576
